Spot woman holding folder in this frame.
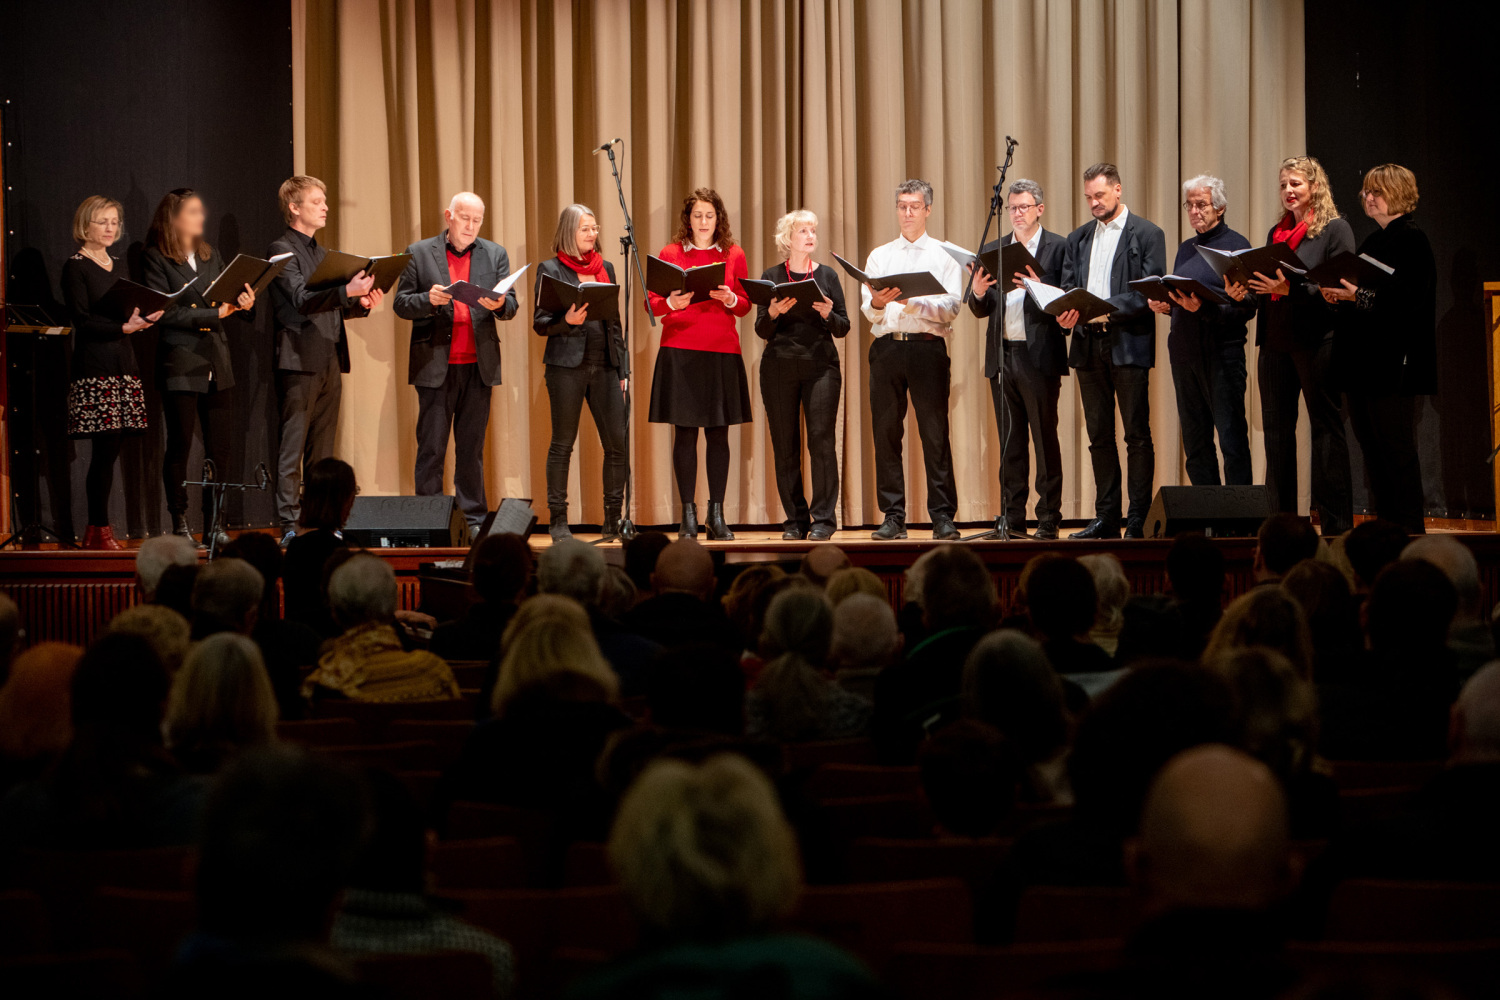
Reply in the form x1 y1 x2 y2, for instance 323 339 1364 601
533 203 629 541
753 209 849 540
143 188 255 546
1319 164 1436 534
62 195 161 550
646 187 752 540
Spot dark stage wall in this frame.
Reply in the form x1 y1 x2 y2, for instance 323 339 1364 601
1305 0 1500 520
1 0 293 541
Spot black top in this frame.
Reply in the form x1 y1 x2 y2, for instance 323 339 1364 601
1166 219 1258 366
531 257 628 378
61 252 140 382
1253 216 1355 352
967 228 1070 379
1333 213 1437 395
142 247 237 393
282 528 348 638
268 226 367 376
752 261 850 364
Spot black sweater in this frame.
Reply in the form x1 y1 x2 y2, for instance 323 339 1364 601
752 262 850 364
1333 213 1437 396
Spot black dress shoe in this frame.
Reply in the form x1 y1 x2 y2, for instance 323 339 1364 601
1069 518 1121 540
1123 518 1145 539
932 516 960 541
871 517 907 540
782 526 808 541
1033 521 1059 540
808 526 834 541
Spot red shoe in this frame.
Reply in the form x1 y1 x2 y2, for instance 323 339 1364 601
82 525 124 551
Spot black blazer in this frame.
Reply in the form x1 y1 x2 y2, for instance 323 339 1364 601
1253 217 1355 353
141 247 238 394
752 261 850 365
1333 213 1437 396
1059 210 1168 369
268 227 368 375
530 257 628 378
393 234 519 388
967 228 1069 379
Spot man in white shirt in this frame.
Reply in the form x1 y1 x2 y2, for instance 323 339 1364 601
1057 163 1167 539
968 179 1070 540
860 179 963 540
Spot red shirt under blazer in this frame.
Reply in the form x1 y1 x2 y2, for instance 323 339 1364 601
646 243 751 354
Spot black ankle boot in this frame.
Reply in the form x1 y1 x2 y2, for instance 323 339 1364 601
548 507 572 541
679 502 699 539
705 502 734 541
602 505 623 540
171 513 202 547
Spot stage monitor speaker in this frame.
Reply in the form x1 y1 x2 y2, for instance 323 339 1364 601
1143 485 1273 539
343 495 467 548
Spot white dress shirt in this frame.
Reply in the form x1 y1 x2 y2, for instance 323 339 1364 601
859 232 962 336
1003 226 1044 343
1086 205 1130 302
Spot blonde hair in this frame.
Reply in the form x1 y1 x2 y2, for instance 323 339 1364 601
1078 553 1130 632
552 203 598 258
773 209 818 259
491 595 618 716
609 754 802 940
1360 163 1419 216
278 175 327 226
164 633 278 765
1205 647 1319 778
1204 588 1314 680
826 567 887 606
0 642 83 761
1277 156 1340 238
109 604 192 674
72 195 123 243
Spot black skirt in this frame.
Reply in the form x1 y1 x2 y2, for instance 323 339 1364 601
648 346 753 427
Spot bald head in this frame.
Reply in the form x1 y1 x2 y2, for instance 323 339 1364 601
651 539 716 601
800 545 852 587
1128 745 1295 916
444 192 486 251
1403 535 1483 625
1452 661 1500 762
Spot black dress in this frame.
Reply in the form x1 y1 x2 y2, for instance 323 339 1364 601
61 252 147 437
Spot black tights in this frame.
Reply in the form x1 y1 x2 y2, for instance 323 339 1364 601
672 425 729 504
86 433 123 525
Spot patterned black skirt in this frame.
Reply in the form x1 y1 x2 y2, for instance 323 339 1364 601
67 375 148 437
648 346 753 427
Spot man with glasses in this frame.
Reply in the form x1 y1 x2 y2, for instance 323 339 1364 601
968 179 1069 539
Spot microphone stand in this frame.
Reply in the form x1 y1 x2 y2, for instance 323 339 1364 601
597 140 654 545
963 137 1021 542
181 461 271 560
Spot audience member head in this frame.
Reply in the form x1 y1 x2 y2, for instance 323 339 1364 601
1204 588 1315 680
1403 535 1484 629
1025 555 1097 643
297 457 358 531
829 593 902 674
136 534 198 602
1114 596 1195 664
647 643 746 737
1366 559 1457 658
152 562 199 621
1126 745 1296 917
471 532 532 606
327 554 398 630
108 604 191 675
346 768 427 893
918 720 1016 837
912 546 996 632
0 592 20 679
623 531 671 593
651 539 716 601
1205 647 1319 780
219 532 285 622
609 754 801 943
963 629 1069 766
191 557 265 637
1254 514 1320 581
164 634 278 773
70 632 172 764
799 545 851 588
1078 553 1129 635
759 587 833 665
598 566 638 622
0 642 82 765
492 595 618 716
825 567 886 606
537 538 607 607
723 564 787 649
194 745 369 945
1343 519 1409 593
1166 532 1225 605
1450 662 1500 764
753 588 837 742
1281 560 1363 681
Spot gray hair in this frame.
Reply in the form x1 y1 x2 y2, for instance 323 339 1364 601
327 554 398 626
830 592 899 672
537 538 607 606
1182 174 1227 212
552 203 597 258
191 558 265 630
136 535 199 599
896 179 934 207
1403 535 1483 623
1455 662 1500 757
1008 179 1044 205
1078 553 1130 632
447 191 485 214
760 587 833 663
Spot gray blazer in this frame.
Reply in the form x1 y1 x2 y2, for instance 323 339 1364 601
392 234 519 388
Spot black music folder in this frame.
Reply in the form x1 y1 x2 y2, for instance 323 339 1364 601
98 277 195 321
739 277 827 316
1304 252 1395 288
1127 275 1230 304
203 252 294 305
646 256 727 304
832 253 949 300
1196 243 1307 288
443 265 529 309
306 250 413 293
537 273 621 323
943 239 1040 283
1022 278 1117 324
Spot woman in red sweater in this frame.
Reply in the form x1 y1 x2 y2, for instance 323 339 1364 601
646 188 752 540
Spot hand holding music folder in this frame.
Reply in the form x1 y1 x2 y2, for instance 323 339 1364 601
1128 275 1230 305
444 264 529 310
943 239 1040 285
1022 277 1117 324
98 276 195 322
203 252 294 305
1196 243 1307 288
1304 251 1394 289
740 277 827 316
306 250 414 294
537 273 620 323
646 256 727 304
832 253 949 300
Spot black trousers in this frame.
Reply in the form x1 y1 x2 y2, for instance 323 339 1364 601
544 362 628 511
162 389 231 523
1171 347 1251 487
760 355 841 531
1347 391 1425 534
415 362 491 526
1258 338 1352 534
1075 334 1153 524
275 356 342 528
868 336 956 521
993 340 1063 526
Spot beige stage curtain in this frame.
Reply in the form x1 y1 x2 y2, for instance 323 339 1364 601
290 0 1307 528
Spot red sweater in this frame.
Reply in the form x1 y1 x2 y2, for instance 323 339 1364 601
646 243 751 354
446 246 477 364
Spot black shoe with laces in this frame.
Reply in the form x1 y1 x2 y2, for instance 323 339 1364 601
871 517 907 541
1033 521 1059 540
1069 518 1121 540
932 515 960 540
1123 518 1145 539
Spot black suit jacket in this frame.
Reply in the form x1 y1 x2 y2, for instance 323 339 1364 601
967 228 1069 379
268 227 367 375
393 234 519 388
531 257 628 378
1059 210 1167 369
141 247 238 393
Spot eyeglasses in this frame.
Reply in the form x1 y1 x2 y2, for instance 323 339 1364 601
1007 203 1038 215
896 203 927 215
1183 201 1215 212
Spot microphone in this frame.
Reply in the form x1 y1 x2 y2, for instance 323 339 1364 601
592 138 622 154
1005 135 1019 149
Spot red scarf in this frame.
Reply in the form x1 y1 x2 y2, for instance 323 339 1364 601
557 250 605 281
1267 213 1311 300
